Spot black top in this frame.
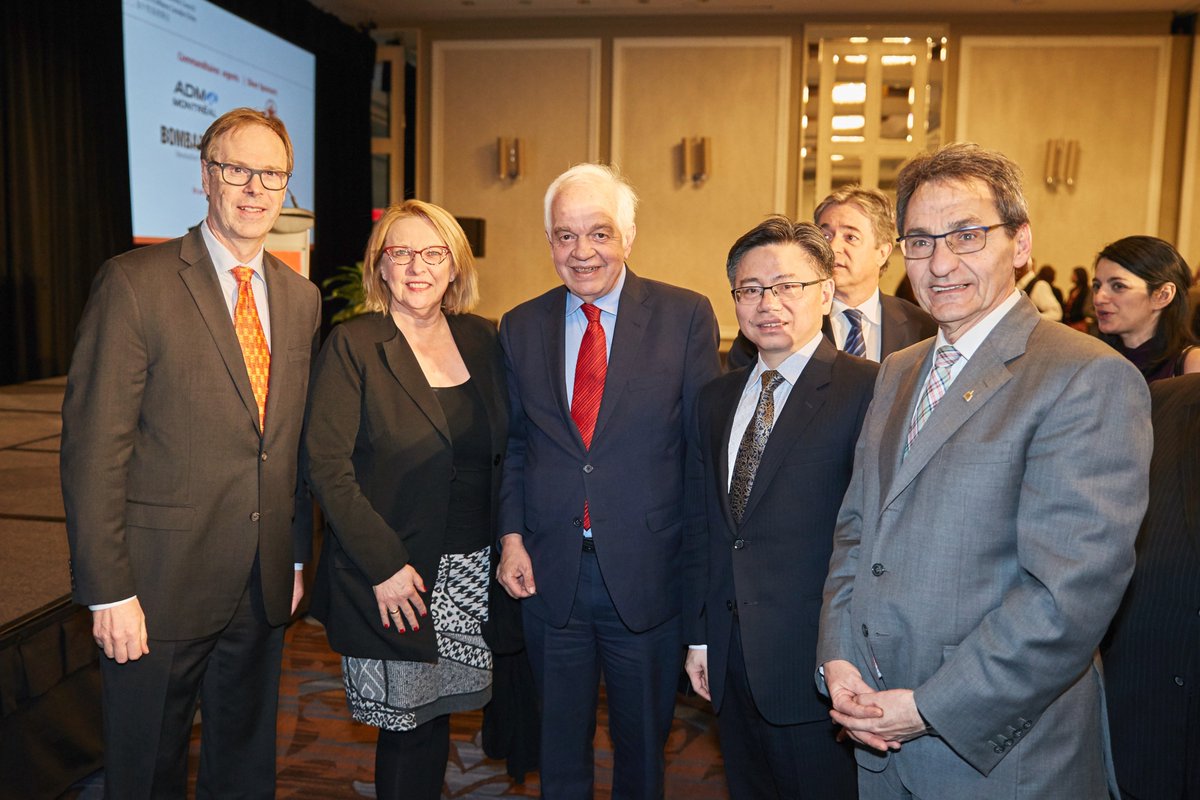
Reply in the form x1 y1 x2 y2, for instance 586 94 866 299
1113 335 1189 383
433 378 492 554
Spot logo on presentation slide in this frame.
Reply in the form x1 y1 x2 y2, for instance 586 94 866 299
172 81 219 118
161 125 203 152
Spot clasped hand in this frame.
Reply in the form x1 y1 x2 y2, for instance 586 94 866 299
824 659 928 752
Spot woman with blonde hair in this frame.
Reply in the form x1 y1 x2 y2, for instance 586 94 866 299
304 200 513 798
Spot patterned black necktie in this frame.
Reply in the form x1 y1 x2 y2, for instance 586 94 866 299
729 370 785 524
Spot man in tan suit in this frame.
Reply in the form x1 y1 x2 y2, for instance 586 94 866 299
61 107 321 798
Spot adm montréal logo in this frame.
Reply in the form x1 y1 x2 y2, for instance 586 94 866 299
172 81 219 117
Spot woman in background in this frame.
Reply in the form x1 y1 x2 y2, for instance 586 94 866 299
1093 235 1200 381
304 200 512 799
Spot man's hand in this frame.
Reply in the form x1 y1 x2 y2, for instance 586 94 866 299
373 565 427 632
497 533 536 599
822 659 893 751
684 648 711 701
291 568 305 616
836 689 926 747
93 599 150 663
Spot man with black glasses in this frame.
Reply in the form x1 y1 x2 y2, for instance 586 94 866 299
61 107 320 798
684 217 876 799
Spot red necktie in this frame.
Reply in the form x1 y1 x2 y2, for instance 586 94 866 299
232 266 270 431
571 303 607 528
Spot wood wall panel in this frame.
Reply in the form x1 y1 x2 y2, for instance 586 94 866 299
957 37 1170 282
431 40 601 321
612 38 791 338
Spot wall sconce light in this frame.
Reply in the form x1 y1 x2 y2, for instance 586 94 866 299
680 136 712 186
1043 138 1080 189
497 137 524 181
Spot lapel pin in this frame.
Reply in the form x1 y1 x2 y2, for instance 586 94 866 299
963 390 975 402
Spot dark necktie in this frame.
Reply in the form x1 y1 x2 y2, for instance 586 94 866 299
843 308 866 357
729 370 785 524
571 303 607 528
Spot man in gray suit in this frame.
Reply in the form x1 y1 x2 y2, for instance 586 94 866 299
61 108 321 797
816 143 1153 798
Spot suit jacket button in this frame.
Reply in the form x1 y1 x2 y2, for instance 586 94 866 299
994 746 1004 754
573 517 583 527
1175 675 1185 686
250 511 261 522
1003 738 1013 747
583 464 594 473
260 451 268 461
871 563 885 576
726 600 734 611
862 624 869 637
493 454 502 466
1022 720 1032 729
733 538 745 550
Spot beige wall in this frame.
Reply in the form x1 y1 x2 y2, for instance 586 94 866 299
398 12 1195 319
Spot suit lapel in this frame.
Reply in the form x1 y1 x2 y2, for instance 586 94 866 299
740 338 834 524
879 295 907 358
178 228 262 435
881 301 1036 511
590 269 650 446
821 314 834 345
380 320 451 445
711 368 748 534
539 287 575 446
876 342 930 497
263 254 293 442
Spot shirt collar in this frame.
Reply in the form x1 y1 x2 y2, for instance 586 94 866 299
934 288 1021 359
565 264 627 318
746 329 824 391
201 220 265 276
831 288 882 325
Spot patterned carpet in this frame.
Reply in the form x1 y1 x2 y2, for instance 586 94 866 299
65 616 731 799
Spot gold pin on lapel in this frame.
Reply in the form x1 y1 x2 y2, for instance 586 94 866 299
963 389 975 402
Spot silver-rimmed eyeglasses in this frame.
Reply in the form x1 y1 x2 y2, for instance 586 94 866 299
383 245 452 267
896 223 1006 259
731 279 825 305
205 160 291 191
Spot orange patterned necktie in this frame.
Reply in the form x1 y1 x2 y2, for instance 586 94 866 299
232 266 270 430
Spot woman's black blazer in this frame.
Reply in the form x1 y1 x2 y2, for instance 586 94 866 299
304 311 517 662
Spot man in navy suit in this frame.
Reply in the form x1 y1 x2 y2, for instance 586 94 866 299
728 186 934 369
496 163 721 798
684 217 875 798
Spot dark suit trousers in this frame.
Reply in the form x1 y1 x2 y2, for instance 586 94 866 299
99 563 285 799
718 620 857 800
522 548 681 800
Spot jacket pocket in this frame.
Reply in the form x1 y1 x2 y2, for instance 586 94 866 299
125 501 194 530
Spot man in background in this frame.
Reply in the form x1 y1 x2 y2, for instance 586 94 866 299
61 107 320 797
728 185 935 368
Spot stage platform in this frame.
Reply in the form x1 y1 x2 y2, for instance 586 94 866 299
0 377 103 800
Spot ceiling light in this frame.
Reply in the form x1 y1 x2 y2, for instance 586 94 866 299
831 114 865 131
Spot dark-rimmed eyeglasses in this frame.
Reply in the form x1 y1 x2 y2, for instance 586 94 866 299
383 245 452 267
896 223 1006 259
205 160 291 191
731 279 825 305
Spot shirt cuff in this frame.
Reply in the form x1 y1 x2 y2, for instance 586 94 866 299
89 595 137 611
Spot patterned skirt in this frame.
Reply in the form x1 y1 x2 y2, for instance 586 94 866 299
342 546 492 731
